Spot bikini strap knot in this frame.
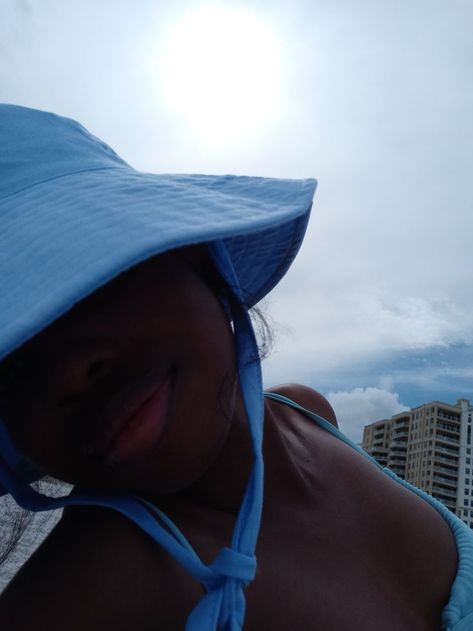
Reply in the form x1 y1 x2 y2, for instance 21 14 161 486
183 547 256 631
208 546 257 585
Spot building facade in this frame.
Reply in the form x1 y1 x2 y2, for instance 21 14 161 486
362 398 473 527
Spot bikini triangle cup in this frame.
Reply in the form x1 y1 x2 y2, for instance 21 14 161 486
0 104 317 630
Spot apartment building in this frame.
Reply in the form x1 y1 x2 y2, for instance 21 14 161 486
361 419 391 467
362 398 473 527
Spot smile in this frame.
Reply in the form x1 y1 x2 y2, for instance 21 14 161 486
96 370 174 466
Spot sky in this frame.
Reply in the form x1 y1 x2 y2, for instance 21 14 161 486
1 0 472 442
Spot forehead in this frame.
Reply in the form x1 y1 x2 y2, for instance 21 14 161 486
0 253 164 366
1 245 218 365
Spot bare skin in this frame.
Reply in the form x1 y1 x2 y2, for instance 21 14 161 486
0 250 458 630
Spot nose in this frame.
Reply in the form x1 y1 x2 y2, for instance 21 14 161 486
56 344 119 406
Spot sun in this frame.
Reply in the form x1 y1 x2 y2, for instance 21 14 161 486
157 5 283 146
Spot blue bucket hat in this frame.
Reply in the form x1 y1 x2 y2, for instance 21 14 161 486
0 104 316 630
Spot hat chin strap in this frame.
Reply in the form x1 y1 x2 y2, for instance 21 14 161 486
0 240 265 631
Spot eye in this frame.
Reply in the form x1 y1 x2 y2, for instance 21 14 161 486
0 358 25 394
87 360 109 382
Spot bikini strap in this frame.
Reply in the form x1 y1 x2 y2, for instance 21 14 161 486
263 391 387 473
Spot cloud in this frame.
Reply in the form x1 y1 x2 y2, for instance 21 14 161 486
264 281 473 379
325 386 409 443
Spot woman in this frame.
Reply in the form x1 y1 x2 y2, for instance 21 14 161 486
0 104 464 630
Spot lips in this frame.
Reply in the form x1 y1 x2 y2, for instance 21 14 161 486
92 369 174 466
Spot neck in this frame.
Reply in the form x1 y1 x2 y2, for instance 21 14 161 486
181 384 255 514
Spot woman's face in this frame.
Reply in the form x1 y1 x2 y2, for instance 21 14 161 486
0 248 239 496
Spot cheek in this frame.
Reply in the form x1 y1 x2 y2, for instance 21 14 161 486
160 296 237 481
127 360 237 495
121 318 238 494
1 392 76 480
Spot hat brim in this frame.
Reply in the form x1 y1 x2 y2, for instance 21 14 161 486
1 168 316 361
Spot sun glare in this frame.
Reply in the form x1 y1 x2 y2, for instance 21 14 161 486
157 5 283 146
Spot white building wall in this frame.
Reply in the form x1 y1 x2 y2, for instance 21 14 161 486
455 399 473 526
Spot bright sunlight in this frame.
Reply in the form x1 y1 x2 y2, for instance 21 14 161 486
157 5 283 146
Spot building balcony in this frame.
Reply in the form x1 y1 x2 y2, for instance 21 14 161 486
436 434 460 446
389 467 405 478
369 448 388 457
433 475 457 489
391 436 407 442
388 456 406 464
389 440 407 453
433 465 458 478
413 487 456 510
368 453 388 466
432 485 457 499
393 419 410 427
437 422 460 435
443 499 457 510
435 445 459 456
435 454 459 466
437 412 460 423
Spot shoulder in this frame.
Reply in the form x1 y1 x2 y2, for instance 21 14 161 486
265 383 338 427
0 504 201 629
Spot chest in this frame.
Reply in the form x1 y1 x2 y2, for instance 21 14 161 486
194 491 453 626
241 514 436 631
168 495 447 631
147 416 456 630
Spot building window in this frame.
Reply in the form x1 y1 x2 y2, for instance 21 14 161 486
467 468 470 475
468 458 471 464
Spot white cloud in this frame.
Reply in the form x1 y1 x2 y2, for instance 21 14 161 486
325 386 409 443
264 280 473 381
